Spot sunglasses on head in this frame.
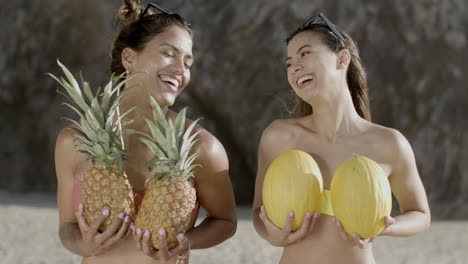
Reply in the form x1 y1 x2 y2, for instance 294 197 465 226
298 12 346 45
137 2 191 27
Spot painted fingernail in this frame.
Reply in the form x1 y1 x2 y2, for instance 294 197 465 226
159 228 165 236
124 215 130 223
144 230 150 237
78 203 83 210
118 213 124 219
137 228 142 235
177 233 185 241
306 212 311 219
289 211 294 217
130 223 134 231
102 209 110 216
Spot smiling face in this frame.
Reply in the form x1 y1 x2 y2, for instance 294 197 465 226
122 25 193 107
285 31 345 103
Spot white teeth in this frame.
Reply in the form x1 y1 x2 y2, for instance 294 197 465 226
160 75 180 88
297 75 313 86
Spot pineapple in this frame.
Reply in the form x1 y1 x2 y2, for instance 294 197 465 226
135 96 200 249
49 60 137 231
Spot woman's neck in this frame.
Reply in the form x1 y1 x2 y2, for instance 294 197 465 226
118 90 169 128
303 85 364 143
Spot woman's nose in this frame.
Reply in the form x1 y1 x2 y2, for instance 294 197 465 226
289 63 302 73
171 59 186 75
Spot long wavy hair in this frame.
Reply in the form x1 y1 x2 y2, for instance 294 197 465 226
286 24 371 121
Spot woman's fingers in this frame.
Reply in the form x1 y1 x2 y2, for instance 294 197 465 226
75 203 90 232
258 206 269 224
141 230 158 258
134 228 143 250
259 205 280 231
332 217 349 240
288 212 311 242
385 216 396 226
331 217 372 247
97 212 125 244
378 216 396 236
170 233 189 256
104 214 131 246
308 212 320 233
123 221 133 239
88 208 110 237
115 215 131 239
156 229 170 260
351 233 370 248
281 211 295 235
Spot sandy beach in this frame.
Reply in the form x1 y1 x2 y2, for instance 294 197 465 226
1 191 466 264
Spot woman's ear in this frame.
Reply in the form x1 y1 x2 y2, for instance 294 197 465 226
337 49 351 69
121 47 137 73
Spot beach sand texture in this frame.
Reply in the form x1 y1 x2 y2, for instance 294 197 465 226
1 192 466 264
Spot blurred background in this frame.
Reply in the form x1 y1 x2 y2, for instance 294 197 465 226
1 0 467 219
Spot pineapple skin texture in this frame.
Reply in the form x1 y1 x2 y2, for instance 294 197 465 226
83 165 136 231
135 176 197 249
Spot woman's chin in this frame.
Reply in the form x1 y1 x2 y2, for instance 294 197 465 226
152 93 177 107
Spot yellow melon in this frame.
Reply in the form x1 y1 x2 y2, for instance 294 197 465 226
330 155 392 238
262 150 323 231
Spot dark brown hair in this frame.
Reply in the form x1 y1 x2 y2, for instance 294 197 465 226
110 0 192 76
286 24 371 121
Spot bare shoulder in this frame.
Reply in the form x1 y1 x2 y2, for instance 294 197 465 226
55 124 78 155
368 123 411 150
190 122 228 172
258 118 301 164
55 124 87 180
260 118 297 146
366 123 415 165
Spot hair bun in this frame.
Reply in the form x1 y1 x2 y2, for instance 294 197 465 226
116 0 144 25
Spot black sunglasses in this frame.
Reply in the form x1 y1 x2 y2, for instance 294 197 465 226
299 12 346 45
137 2 191 27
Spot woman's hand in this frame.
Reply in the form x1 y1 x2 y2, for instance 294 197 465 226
132 227 190 262
74 203 132 256
332 216 395 248
258 205 320 247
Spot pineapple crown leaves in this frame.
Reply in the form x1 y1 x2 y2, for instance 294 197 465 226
140 96 202 182
48 59 139 170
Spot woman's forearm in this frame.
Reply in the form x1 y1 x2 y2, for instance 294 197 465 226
382 210 431 237
252 208 272 243
253 209 267 237
59 222 87 256
185 216 236 249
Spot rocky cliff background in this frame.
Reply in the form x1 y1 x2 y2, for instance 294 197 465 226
1 0 467 219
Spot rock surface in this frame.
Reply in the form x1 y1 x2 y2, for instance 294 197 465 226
1 1 467 218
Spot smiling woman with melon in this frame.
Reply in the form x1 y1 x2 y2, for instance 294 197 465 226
252 12 430 264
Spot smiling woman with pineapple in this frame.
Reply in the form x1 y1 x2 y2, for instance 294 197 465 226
252 12 431 264
53 1 237 263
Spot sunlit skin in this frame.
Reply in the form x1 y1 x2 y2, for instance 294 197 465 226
252 31 431 264
56 26 237 264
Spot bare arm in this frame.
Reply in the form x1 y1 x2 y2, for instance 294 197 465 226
56 126 131 256
252 122 285 241
380 130 431 237
252 127 273 241
184 130 237 249
56 127 89 255
252 121 319 246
